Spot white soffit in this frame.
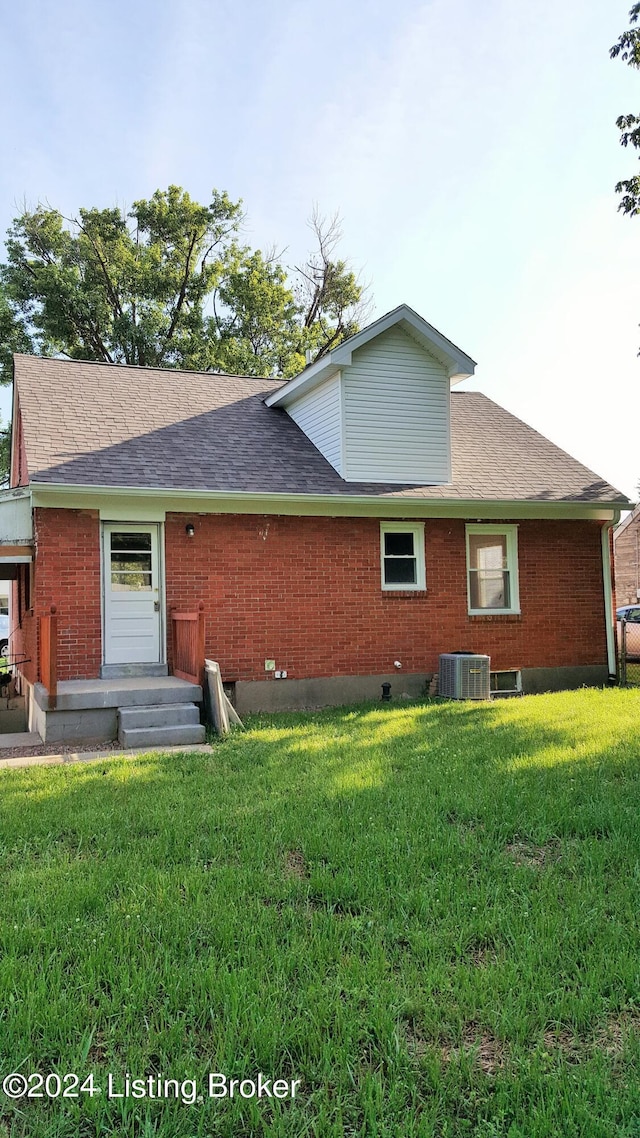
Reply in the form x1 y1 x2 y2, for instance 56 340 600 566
265 304 477 409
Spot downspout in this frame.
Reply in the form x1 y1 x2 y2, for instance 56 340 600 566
602 514 620 681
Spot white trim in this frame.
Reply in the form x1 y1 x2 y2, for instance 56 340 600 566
380 521 426 591
265 304 476 408
338 371 346 478
98 502 167 522
28 483 626 522
101 522 166 666
602 517 619 679
465 524 520 615
0 555 32 564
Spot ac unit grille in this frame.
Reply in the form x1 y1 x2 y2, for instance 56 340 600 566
439 653 491 700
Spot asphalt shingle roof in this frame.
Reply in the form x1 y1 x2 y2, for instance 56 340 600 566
13 355 628 504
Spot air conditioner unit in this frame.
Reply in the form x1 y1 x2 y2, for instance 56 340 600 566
439 653 491 700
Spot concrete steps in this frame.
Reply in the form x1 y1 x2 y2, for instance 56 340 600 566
117 701 205 749
32 677 206 747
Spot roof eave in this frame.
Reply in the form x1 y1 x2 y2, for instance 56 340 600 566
28 480 627 521
265 304 477 408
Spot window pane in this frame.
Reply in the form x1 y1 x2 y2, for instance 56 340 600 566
111 571 153 591
111 552 152 573
470 570 510 610
111 532 152 552
385 532 415 557
384 557 417 584
468 534 507 571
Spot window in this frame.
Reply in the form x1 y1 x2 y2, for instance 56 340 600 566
109 531 153 591
380 523 426 590
465 525 520 614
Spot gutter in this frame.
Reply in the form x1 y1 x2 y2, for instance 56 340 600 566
27 481 630 522
602 515 620 680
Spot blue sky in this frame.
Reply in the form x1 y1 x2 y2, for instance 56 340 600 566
2 0 639 499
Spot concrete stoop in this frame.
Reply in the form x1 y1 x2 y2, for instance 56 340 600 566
118 703 205 748
30 677 206 746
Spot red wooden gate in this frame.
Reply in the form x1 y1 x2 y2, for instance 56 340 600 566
171 602 205 686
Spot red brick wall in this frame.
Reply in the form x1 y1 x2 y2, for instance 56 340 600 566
31 508 102 681
23 510 608 684
165 514 607 681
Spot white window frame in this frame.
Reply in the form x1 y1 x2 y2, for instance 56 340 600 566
465 524 520 615
380 522 426 591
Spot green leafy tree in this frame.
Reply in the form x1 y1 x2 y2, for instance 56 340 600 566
610 4 640 214
0 283 32 480
0 187 366 388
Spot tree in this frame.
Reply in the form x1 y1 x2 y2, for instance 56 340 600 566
294 208 370 363
610 4 640 214
0 187 367 387
0 282 33 482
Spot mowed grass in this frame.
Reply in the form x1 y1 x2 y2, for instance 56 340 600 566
2 690 640 1137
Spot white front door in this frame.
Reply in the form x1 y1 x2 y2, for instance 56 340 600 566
103 524 162 665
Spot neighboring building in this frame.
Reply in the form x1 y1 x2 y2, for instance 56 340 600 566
614 505 640 606
0 305 631 743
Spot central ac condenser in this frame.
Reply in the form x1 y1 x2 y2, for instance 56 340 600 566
439 653 491 700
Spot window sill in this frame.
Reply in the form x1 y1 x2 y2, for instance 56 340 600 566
381 589 427 598
468 612 522 622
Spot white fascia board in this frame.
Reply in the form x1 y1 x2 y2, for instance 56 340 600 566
266 304 476 408
30 482 624 522
264 361 340 408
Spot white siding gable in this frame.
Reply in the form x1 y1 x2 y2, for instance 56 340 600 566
342 326 451 484
287 373 343 476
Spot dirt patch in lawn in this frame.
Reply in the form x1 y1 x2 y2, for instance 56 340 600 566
284 849 308 879
542 1013 640 1064
595 1013 640 1057
459 934 501 968
441 1022 507 1075
401 1019 431 1061
543 1028 584 1064
505 839 560 869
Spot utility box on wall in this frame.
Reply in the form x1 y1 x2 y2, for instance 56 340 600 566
439 653 491 700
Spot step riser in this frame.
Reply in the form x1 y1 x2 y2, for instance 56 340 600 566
118 703 201 730
118 724 206 748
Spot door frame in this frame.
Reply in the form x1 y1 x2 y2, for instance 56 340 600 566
100 521 166 667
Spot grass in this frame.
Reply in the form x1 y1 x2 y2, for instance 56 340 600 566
1 688 640 1136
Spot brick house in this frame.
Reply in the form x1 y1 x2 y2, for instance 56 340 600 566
0 305 631 744
614 505 640 607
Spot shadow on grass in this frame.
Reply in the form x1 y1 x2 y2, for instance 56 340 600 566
2 689 640 1137
2 689 639 852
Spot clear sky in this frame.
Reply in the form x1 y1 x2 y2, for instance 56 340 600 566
2 0 638 500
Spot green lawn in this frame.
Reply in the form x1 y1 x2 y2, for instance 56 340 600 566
2 688 640 1137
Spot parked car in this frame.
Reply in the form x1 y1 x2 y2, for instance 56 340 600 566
618 605 640 665
617 605 640 623
0 612 8 657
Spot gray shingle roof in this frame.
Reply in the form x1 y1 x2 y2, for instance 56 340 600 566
13 355 628 504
